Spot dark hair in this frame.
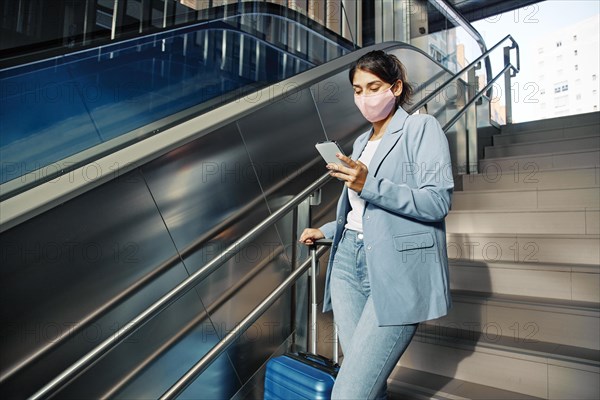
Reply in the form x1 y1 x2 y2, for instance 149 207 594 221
349 50 413 108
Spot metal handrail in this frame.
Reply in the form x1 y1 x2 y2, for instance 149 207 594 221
1 154 325 386
19 40 438 398
429 0 493 86
100 245 286 399
407 34 519 114
27 34 520 399
157 38 522 398
161 240 332 399
28 172 333 400
443 63 516 132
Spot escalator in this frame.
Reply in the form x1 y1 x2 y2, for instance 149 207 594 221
0 8 501 398
0 13 351 195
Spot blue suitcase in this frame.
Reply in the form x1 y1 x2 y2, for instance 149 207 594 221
264 352 339 399
264 241 339 399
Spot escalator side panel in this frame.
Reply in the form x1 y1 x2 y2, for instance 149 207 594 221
61 281 241 400
140 123 268 304
237 87 328 197
310 69 370 152
0 39 472 398
140 121 295 393
389 48 454 124
0 169 207 398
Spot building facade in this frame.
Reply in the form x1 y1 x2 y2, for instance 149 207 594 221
535 14 600 119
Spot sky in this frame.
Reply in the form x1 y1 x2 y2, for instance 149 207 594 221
459 0 600 122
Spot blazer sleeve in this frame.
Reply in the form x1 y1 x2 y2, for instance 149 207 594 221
359 116 454 222
318 221 337 239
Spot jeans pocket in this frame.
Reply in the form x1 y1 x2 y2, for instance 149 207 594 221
356 245 370 294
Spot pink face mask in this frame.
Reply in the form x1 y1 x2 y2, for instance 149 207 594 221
354 86 397 122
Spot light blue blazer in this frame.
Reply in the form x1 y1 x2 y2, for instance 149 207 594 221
320 107 454 326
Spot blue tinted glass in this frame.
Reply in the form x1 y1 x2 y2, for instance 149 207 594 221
0 15 349 186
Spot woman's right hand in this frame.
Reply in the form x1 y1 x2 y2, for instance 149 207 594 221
298 228 325 245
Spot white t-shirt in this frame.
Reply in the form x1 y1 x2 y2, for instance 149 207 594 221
345 138 382 232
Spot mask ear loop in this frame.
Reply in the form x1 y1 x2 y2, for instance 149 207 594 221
390 80 403 108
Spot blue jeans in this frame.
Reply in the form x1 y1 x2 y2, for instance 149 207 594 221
329 229 418 400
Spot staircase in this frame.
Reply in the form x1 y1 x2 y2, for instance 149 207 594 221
389 112 600 399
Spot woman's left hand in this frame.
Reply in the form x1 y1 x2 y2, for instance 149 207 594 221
327 153 368 193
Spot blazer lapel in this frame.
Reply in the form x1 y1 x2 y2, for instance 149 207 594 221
368 107 410 176
351 132 370 160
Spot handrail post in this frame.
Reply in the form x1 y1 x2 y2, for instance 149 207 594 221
159 245 331 399
467 65 479 174
294 194 316 354
504 45 514 124
309 244 318 355
310 239 334 360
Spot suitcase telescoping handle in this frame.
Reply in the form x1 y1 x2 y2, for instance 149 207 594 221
309 239 339 364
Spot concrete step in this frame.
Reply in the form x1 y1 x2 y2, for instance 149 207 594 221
461 166 599 191
452 187 600 210
400 328 600 399
446 233 600 265
449 259 600 303
446 208 599 235
388 367 543 400
493 124 599 146
500 112 599 135
426 291 600 350
480 149 600 171
485 136 600 158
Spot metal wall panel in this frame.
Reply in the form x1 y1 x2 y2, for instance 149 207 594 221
1 33 468 398
58 281 241 399
140 123 267 276
237 88 326 199
140 122 292 390
389 47 455 124
310 69 370 152
0 169 204 398
208 226 293 383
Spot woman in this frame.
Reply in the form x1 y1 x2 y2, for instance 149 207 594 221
299 50 454 399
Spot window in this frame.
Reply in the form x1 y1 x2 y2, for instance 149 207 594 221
538 47 544 54
574 50 578 56
554 95 568 108
573 35 577 41
575 65 578 71
593 74 597 81
430 46 443 63
555 81 568 93
556 41 562 47
594 105 598 111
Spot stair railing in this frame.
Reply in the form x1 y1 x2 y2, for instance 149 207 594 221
152 41 521 400
26 34 519 399
408 34 520 174
407 33 520 116
27 172 333 400
428 0 493 92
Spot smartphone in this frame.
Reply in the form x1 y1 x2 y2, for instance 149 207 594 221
315 141 349 167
